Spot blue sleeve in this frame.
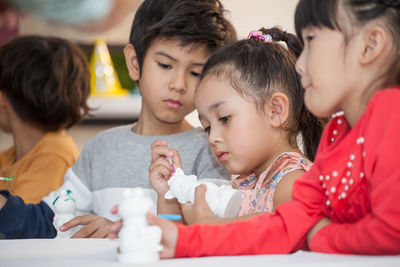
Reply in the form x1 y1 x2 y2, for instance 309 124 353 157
0 190 56 239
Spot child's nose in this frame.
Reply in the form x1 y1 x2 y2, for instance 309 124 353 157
168 72 187 93
208 128 222 145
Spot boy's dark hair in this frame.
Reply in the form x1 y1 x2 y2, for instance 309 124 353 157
295 0 400 88
129 0 237 74
0 36 91 132
199 28 323 161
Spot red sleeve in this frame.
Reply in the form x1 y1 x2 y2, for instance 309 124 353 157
310 166 400 254
175 167 325 257
310 90 400 255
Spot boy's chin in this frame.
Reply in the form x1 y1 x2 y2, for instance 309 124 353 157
158 113 192 125
159 117 186 124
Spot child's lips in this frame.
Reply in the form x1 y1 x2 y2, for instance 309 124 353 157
215 151 229 161
164 99 182 109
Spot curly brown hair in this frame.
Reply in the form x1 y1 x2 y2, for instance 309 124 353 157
0 36 91 131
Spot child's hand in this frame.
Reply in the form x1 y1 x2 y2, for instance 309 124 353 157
307 217 331 245
0 194 7 210
146 212 178 258
181 184 217 224
108 205 122 240
149 140 183 196
60 214 113 238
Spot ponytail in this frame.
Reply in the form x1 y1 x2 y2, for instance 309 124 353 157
261 27 324 161
262 27 303 58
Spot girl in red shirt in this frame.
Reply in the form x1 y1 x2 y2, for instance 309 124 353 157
110 0 400 256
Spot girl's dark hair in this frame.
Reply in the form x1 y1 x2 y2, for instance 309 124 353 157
129 0 237 75
295 0 400 87
0 36 91 131
199 28 323 161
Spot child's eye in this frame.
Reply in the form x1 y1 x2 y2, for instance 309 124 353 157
204 126 210 134
158 62 172 69
190 71 201 77
219 116 230 123
306 35 314 42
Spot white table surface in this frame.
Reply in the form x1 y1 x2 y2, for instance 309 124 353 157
1 239 399 267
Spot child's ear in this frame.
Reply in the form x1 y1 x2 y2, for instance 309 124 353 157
266 92 290 128
360 26 388 65
123 44 140 81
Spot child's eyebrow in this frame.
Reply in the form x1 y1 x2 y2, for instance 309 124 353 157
197 101 226 121
208 101 226 111
155 51 206 66
192 62 206 67
155 51 177 62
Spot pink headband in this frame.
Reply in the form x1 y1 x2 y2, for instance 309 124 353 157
248 30 273 42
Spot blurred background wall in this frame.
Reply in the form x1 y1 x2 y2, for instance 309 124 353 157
19 0 299 43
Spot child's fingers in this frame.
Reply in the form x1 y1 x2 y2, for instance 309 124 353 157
151 140 168 149
89 226 111 238
149 159 172 180
110 204 119 215
167 148 183 169
0 195 7 209
150 140 169 157
194 184 208 204
150 141 182 171
108 220 123 240
151 144 174 161
149 157 171 174
146 212 158 225
149 163 173 196
71 224 98 238
182 185 215 224
60 214 97 231
69 216 112 238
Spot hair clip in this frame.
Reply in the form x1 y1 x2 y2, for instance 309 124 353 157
248 30 273 42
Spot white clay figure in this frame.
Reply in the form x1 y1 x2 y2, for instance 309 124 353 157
118 188 163 264
52 189 76 238
164 168 242 218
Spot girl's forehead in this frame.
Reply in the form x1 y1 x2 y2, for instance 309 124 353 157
197 74 231 94
196 77 220 100
195 77 232 103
